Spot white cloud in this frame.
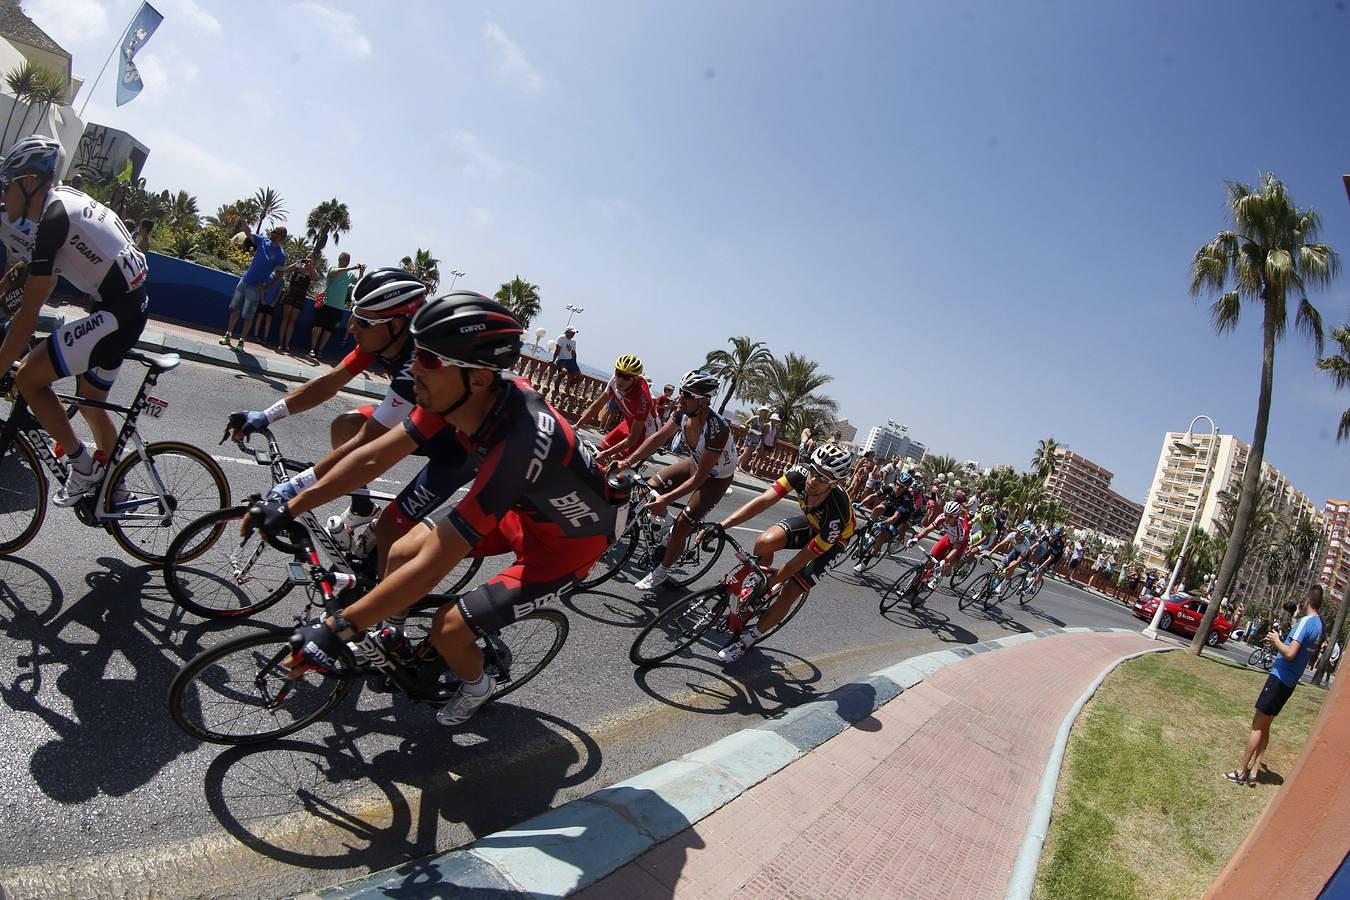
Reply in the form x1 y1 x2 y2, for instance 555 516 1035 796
483 21 543 93
292 2 372 59
465 207 495 228
450 131 531 181
155 0 223 34
143 129 257 197
25 0 110 45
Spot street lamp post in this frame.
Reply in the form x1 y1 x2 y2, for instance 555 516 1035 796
447 270 465 291
1143 414 1219 640
564 304 585 328
532 326 547 358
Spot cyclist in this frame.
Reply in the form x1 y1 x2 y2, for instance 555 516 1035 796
985 520 1038 597
1027 525 1067 592
247 293 623 726
903 500 971 597
966 504 1000 558
699 443 856 664
577 354 658 464
230 267 432 564
615 369 738 591
0 136 149 505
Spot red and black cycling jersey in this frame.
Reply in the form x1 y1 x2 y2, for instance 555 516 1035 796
772 465 856 555
403 376 617 545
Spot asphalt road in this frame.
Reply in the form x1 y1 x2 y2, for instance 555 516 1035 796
0 356 1260 899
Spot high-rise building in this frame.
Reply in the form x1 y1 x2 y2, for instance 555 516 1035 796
862 424 927 464
1042 449 1143 541
1320 499 1350 597
828 418 858 444
1134 432 1322 598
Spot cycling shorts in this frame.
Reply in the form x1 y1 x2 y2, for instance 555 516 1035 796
598 416 657 457
47 296 149 391
652 458 734 525
931 534 964 562
1004 548 1025 568
451 510 608 636
382 454 464 533
773 514 843 589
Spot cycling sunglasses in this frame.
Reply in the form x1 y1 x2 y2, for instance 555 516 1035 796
413 346 456 370
350 313 394 329
614 371 635 381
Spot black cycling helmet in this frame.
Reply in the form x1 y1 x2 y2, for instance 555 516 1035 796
410 291 523 371
351 267 427 317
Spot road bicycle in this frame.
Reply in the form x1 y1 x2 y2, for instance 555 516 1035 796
833 517 900 574
629 529 810 666
1247 641 1276 672
578 467 726 591
959 565 1041 611
167 521 566 744
161 419 480 620
0 349 229 563
879 551 945 613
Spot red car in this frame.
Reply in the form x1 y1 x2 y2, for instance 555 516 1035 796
1132 593 1232 646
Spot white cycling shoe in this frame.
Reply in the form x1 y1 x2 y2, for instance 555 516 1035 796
634 567 670 591
436 674 496 726
54 461 105 507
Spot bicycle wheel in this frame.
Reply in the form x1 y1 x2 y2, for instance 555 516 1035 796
959 572 994 612
630 586 728 666
829 532 862 570
576 504 639 590
1016 577 1036 606
1261 651 1274 672
755 587 810 642
164 506 297 620
105 441 231 564
1245 647 1265 668
881 563 924 613
168 629 356 744
948 554 978 591
439 555 483 596
666 530 727 588
0 435 46 555
482 609 569 702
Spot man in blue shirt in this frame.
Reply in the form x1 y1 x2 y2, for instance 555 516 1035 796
1227 585 1325 787
222 226 287 350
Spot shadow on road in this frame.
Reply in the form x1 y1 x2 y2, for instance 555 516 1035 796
200 705 604 874
561 586 655 629
631 646 824 720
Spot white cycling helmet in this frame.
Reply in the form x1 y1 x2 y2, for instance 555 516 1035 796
943 500 961 517
808 442 855 482
679 368 720 398
1017 522 1034 536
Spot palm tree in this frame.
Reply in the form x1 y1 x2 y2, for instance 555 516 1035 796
744 353 838 440
2 61 38 149
166 190 200 230
305 198 351 252
918 453 960 486
704 337 773 414
208 199 260 234
22 68 65 139
1163 529 1223 592
1032 437 1061 479
411 248 440 291
1318 324 1350 441
1186 173 1341 653
495 276 541 328
166 230 199 260
251 187 287 233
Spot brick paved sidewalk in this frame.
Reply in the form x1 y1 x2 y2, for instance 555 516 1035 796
581 630 1157 899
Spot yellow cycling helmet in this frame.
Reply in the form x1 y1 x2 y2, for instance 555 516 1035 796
614 354 644 376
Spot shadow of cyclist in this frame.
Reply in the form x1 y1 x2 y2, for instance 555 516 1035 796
632 646 824 720
879 601 982 645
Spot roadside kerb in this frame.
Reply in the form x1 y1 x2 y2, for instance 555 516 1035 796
310 625 1151 900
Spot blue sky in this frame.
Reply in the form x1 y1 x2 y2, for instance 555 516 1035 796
31 0 1350 506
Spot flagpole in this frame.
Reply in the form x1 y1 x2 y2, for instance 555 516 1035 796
77 3 143 119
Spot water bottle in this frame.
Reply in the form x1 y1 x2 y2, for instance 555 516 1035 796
378 626 414 667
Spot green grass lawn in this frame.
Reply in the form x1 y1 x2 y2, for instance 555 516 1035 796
1033 650 1326 900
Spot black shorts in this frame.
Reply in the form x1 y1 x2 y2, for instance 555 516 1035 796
651 458 734 524
313 305 344 331
256 303 276 319
47 293 149 390
773 514 842 588
1255 673 1296 717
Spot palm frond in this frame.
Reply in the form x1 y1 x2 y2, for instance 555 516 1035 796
1339 408 1350 443
1209 291 1241 333
1293 296 1324 356
1299 243 1342 288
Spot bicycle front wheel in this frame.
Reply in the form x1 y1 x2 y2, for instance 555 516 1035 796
630 587 728 666
105 441 231 564
959 572 994 612
577 505 639 590
881 563 925 613
666 530 727 588
164 506 297 620
755 587 810 642
948 554 978 591
168 629 356 745
0 435 46 555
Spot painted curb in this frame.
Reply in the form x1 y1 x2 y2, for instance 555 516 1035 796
1004 644 1177 900
316 626 1148 899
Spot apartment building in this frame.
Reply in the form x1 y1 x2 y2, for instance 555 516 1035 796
1042 449 1144 541
1134 432 1322 597
1320 499 1350 597
862 425 927 464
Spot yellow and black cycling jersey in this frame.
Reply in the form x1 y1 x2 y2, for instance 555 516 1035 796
771 465 856 555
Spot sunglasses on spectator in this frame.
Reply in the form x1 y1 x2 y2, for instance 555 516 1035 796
351 313 394 329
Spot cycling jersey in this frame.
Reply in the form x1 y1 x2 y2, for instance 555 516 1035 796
403 376 616 546
1005 532 1033 558
669 409 737 477
342 344 417 428
771 465 856 555
607 375 655 427
970 515 997 542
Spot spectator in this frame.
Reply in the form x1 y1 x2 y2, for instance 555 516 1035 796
849 450 874 500
796 427 815 464
655 384 675 423
134 218 154 255
1126 567 1141 601
252 267 284 345
742 406 765 465
1227 585 1324 786
761 412 779 464
1068 539 1085 578
552 327 581 393
1143 570 1158 597
309 252 363 359
278 252 318 354
831 429 843 443
1088 553 1106 590
222 226 287 351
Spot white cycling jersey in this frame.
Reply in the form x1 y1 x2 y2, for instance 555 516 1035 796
671 409 738 479
27 187 147 297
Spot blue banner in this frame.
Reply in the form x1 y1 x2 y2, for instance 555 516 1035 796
116 2 164 107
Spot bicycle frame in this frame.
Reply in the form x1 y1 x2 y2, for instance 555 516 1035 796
0 357 178 526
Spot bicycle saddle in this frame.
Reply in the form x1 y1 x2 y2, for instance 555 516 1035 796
126 350 182 372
